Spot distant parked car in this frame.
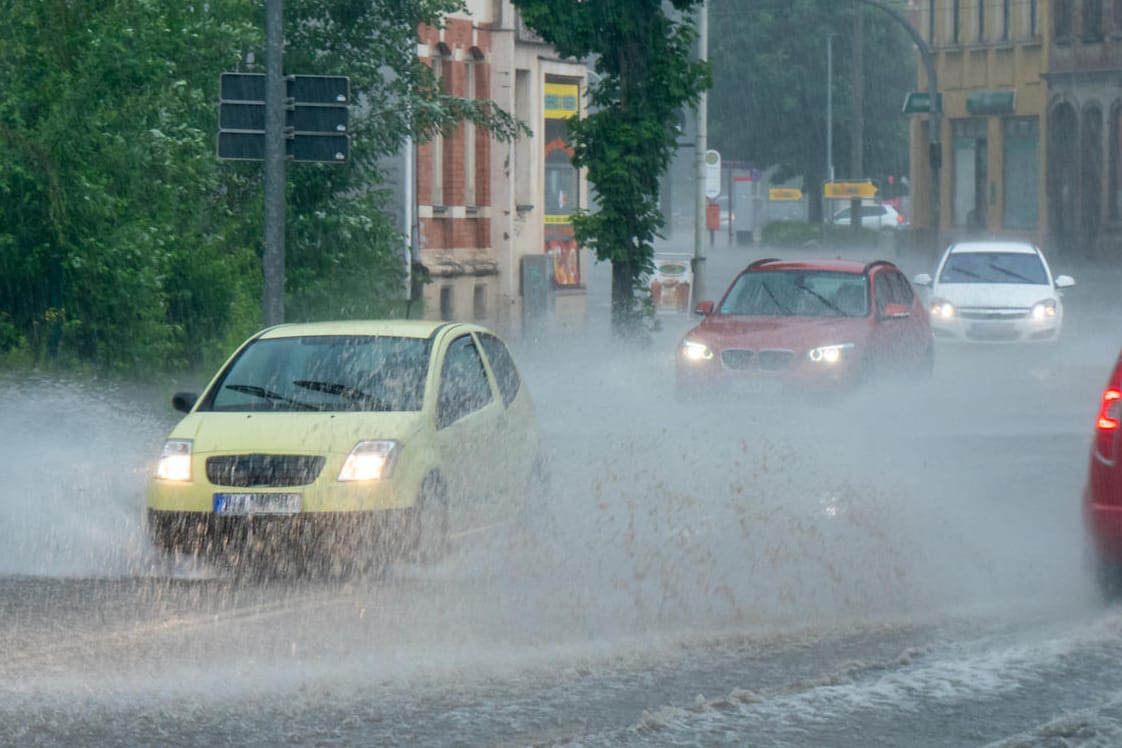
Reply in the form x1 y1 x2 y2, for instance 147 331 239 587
912 240 1075 343
832 202 906 230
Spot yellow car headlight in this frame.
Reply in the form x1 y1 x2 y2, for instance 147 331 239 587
682 340 714 361
155 439 193 482
338 440 400 481
808 343 854 364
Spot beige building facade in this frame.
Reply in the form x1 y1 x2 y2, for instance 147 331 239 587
911 0 1122 262
412 2 592 338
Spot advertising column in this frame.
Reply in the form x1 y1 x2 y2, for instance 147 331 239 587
543 79 580 287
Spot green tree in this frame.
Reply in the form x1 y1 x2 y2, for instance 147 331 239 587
512 0 711 341
0 0 523 373
708 0 915 222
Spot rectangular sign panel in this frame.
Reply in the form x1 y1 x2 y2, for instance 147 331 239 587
217 131 349 163
824 181 878 199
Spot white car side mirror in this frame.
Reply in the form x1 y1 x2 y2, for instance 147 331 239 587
1055 274 1076 288
913 273 932 287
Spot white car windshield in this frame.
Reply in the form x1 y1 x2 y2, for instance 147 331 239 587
938 251 1049 285
205 335 433 413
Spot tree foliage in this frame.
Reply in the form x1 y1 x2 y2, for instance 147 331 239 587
0 0 520 374
707 0 915 221
513 0 710 340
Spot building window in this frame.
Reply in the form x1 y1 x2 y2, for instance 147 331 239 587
1115 0 1122 31
928 0 936 45
473 283 487 320
1029 0 1038 36
431 44 452 207
1055 0 1074 38
514 69 533 209
1002 117 1039 229
439 285 454 321
977 0 986 41
1084 0 1103 40
953 118 988 227
1111 104 1122 222
952 0 961 44
464 49 482 207
1001 0 1011 40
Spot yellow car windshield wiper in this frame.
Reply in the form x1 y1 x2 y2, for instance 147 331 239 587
292 380 390 410
224 383 320 410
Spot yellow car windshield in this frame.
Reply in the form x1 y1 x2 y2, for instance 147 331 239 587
204 335 432 413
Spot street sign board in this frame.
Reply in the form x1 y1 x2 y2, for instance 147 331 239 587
704 149 721 199
769 188 802 201
217 131 349 162
902 91 943 114
218 72 350 163
220 73 350 104
824 181 878 199
219 103 348 133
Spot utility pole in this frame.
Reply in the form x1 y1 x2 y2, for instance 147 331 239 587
263 0 286 326
692 0 709 307
850 5 864 237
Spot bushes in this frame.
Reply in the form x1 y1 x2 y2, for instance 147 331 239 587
762 220 897 251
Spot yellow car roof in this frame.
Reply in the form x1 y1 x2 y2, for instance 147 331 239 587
255 320 463 340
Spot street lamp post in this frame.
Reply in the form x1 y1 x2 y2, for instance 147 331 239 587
851 0 941 255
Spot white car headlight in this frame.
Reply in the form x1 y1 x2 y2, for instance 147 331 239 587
681 340 714 361
808 343 854 364
930 298 955 319
338 440 400 481
1030 299 1057 320
155 439 193 482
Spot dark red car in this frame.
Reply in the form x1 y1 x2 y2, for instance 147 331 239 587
1084 350 1122 597
676 258 934 400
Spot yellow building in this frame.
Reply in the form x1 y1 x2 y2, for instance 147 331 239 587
911 0 1122 262
909 0 1049 257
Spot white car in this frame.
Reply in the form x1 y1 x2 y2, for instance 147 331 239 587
832 202 906 230
912 240 1075 343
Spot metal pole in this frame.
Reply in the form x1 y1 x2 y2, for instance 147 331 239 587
263 0 286 326
850 5 864 238
692 0 708 307
827 34 834 183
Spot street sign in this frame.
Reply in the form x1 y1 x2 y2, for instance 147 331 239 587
219 103 348 133
769 188 802 201
902 91 943 114
218 72 350 163
824 181 878 199
217 131 349 162
704 149 721 199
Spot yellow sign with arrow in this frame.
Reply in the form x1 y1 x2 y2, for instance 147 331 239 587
824 181 878 199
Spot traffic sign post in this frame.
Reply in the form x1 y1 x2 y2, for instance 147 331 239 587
217 72 350 163
704 149 721 199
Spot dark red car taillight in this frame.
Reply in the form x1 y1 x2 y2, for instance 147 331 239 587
1095 359 1122 463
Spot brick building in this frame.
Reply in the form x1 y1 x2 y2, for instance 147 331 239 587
404 2 591 338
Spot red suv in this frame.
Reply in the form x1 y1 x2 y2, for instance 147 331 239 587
1084 350 1122 597
676 258 934 400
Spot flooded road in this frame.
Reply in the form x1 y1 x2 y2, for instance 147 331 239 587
2 244 1122 746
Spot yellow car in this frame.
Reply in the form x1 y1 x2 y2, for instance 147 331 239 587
146 320 542 564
